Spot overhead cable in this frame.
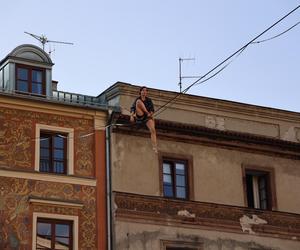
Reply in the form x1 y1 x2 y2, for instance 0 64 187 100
153 4 300 118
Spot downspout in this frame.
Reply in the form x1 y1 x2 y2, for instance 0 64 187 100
106 110 113 250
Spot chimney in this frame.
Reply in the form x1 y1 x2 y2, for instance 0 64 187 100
52 80 58 91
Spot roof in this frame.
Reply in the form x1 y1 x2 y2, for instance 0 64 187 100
0 44 53 66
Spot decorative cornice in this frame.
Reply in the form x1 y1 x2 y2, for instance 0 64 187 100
29 197 84 208
114 192 300 241
102 82 300 122
0 168 97 186
113 114 300 160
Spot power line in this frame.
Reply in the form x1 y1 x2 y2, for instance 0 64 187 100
0 132 95 147
252 21 300 44
153 4 300 118
194 20 300 86
155 47 247 118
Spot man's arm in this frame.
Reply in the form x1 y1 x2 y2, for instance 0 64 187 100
130 98 137 122
147 98 155 115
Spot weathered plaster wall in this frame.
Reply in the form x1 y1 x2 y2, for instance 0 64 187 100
0 106 95 177
111 133 300 214
114 221 300 250
111 133 159 196
0 176 96 249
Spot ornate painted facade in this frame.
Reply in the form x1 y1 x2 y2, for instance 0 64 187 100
0 177 97 249
0 45 108 250
0 106 95 176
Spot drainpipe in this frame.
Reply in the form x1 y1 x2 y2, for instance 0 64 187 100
106 110 113 250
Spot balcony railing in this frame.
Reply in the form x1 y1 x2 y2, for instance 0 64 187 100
0 87 107 108
52 90 101 106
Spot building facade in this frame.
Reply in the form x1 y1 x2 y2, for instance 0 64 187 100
101 82 300 250
0 45 108 250
1 45 300 250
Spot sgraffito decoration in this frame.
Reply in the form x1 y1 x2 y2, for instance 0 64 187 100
0 109 32 169
0 107 95 177
0 177 97 249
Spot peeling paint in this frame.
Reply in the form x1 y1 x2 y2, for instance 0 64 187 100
177 209 196 218
239 215 267 234
116 226 287 250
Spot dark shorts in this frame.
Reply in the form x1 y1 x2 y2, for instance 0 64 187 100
136 113 148 124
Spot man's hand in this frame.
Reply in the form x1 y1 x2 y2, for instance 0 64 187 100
130 114 135 123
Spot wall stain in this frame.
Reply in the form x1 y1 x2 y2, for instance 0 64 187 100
117 229 282 250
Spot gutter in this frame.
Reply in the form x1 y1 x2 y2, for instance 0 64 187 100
106 110 113 250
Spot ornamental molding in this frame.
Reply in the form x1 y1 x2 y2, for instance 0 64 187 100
113 115 300 160
114 192 300 241
0 168 97 186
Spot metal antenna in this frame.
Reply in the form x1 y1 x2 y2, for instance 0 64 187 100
178 57 201 92
24 31 74 51
48 44 56 58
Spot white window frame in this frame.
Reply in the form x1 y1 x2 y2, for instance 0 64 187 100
35 124 74 175
32 212 78 250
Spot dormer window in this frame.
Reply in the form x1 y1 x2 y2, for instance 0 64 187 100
16 64 45 95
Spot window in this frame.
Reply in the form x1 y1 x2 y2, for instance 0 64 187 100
242 166 276 210
162 240 202 250
36 218 73 250
35 124 74 175
33 211 79 250
166 247 197 250
16 64 45 95
40 132 67 174
245 170 270 209
163 159 188 199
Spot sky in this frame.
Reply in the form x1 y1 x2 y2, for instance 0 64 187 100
1 1 300 112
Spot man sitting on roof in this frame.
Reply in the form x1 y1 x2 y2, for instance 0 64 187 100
130 86 158 153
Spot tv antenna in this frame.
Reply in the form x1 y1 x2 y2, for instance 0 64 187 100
178 57 201 92
24 31 74 51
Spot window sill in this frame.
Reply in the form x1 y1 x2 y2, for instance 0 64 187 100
0 168 96 186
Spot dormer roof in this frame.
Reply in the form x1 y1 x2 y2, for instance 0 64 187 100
0 44 53 67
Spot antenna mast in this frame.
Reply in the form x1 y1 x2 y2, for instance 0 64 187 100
178 57 201 92
24 31 74 51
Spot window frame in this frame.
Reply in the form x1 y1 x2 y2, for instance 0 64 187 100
242 164 277 210
15 63 46 95
33 212 78 250
40 131 68 174
36 218 73 250
35 124 74 175
159 152 194 200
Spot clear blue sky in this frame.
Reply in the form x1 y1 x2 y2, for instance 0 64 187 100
1 1 299 112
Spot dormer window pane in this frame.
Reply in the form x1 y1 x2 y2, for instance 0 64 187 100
17 80 29 92
32 70 42 82
17 68 28 80
32 82 43 94
16 64 45 95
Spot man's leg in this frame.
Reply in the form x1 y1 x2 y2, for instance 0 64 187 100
136 99 149 116
146 119 157 153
